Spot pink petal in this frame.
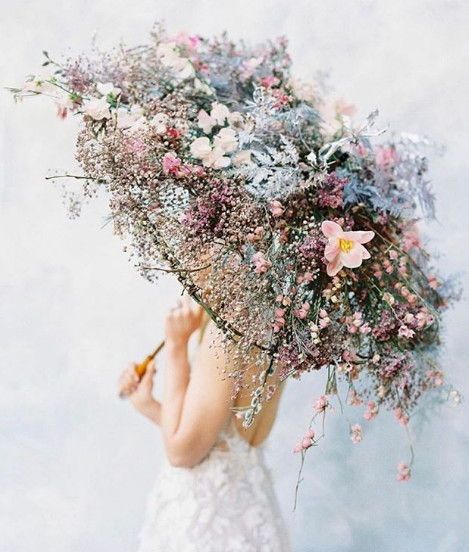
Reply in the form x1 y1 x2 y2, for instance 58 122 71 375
341 245 364 268
341 230 375 244
324 239 340 261
321 220 342 238
327 255 343 276
361 245 371 260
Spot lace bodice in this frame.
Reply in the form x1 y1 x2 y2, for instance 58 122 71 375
137 420 291 552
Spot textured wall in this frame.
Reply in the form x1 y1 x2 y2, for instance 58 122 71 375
1 1 468 551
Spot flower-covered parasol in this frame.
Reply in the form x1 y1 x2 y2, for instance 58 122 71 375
10 22 461 483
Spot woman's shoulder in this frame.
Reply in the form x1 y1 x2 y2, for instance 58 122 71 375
195 317 284 447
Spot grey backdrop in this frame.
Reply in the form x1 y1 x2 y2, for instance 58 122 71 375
1 1 468 551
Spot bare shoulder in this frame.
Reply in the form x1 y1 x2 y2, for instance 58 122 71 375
190 319 234 401
196 319 228 365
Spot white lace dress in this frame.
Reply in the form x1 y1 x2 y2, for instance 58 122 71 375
137 420 291 552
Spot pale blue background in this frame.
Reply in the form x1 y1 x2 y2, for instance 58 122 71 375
1 1 468 551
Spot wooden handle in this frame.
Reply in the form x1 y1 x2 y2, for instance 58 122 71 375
119 340 165 399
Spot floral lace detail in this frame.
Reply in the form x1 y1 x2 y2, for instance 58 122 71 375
137 421 291 552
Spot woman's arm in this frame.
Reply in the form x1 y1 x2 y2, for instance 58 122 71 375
161 302 234 468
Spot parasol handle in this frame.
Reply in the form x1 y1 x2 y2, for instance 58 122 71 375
119 340 165 399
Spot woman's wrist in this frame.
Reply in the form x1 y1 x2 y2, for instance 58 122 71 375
133 396 160 420
165 337 189 356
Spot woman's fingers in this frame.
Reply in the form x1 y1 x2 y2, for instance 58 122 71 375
141 360 157 383
118 363 142 395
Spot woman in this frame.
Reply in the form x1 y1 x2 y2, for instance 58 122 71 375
118 297 291 552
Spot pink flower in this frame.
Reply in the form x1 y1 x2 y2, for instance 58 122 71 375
261 75 280 88
402 225 421 252
246 226 264 242
297 271 314 284
427 275 439 289
396 462 411 481
252 251 272 274
364 401 379 421
360 322 371 334
342 350 358 363
394 407 409 426
319 309 330 329
269 200 285 217
426 369 444 387
416 309 434 328
305 428 315 440
321 220 375 277
273 308 286 333
293 428 315 453
314 395 329 413
350 423 363 444
294 302 310 319
55 96 74 119
167 127 181 140
352 143 368 157
162 153 182 175
398 325 415 339
375 146 399 169
82 97 111 120
174 31 200 50
347 389 363 406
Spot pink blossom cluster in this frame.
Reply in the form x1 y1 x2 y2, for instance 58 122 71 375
396 462 411 481
293 429 315 453
350 424 363 444
344 311 371 335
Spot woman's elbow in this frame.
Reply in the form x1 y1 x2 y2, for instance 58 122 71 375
166 452 198 468
165 439 206 468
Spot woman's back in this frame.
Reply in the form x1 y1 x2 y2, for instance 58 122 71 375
137 315 290 552
138 420 290 552
196 314 284 448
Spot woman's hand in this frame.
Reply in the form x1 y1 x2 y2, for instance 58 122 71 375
165 296 204 348
118 361 157 412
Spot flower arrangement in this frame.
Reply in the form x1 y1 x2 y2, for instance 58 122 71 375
11 22 461 484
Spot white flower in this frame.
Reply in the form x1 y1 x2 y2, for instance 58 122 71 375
116 105 145 129
96 82 121 97
83 97 111 120
214 127 238 153
210 102 230 125
241 57 263 79
150 112 169 134
232 150 252 166
23 71 56 94
383 292 395 306
196 103 235 134
194 78 213 96
227 111 244 128
157 41 195 80
190 137 230 169
449 390 462 405
306 150 317 166
190 137 212 159
204 147 231 169
175 59 195 80
197 109 216 134
157 41 177 58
